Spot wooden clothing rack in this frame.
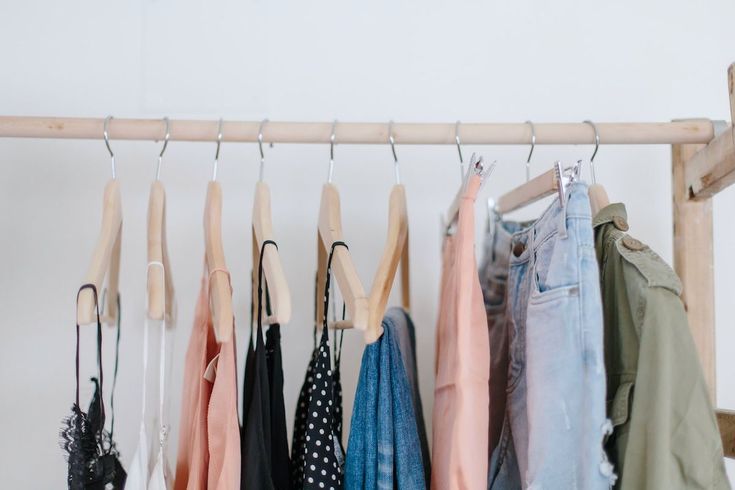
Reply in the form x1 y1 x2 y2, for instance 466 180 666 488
2 65 734 459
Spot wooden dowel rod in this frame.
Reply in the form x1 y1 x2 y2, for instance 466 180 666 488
0 116 717 145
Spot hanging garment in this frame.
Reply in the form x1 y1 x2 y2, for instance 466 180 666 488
265 324 291 490
487 183 613 489
593 203 731 490
432 173 490 490
128 262 174 490
60 285 126 490
241 241 292 490
290 330 318 489
291 243 347 490
384 307 431 483
345 308 427 490
479 216 528 461
174 267 240 490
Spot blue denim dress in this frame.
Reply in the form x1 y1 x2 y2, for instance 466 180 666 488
345 311 427 490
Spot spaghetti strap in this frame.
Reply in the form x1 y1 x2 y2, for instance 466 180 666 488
144 261 169 447
61 284 126 488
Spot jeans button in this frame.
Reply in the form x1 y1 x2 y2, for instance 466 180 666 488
512 241 526 257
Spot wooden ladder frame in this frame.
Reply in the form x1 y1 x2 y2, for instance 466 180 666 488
673 63 735 459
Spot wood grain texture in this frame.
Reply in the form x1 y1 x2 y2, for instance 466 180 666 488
496 167 558 215
315 183 369 336
77 179 122 326
367 184 409 343
685 65 735 199
0 116 715 144
672 142 715 401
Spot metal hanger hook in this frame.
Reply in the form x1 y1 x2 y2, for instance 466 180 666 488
103 115 116 179
388 120 400 184
212 118 224 181
327 120 337 183
525 120 535 182
455 120 464 180
258 118 269 181
155 117 170 181
583 120 600 183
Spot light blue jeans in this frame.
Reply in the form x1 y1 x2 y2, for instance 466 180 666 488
345 314 426 490
489 183 614 489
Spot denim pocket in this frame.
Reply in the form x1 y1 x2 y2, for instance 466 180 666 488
531 233 580 297
524 287 585 487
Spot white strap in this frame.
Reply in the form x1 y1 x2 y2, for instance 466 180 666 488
145 261 169 447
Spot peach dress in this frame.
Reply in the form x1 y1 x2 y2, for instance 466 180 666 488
432 174 490 490
174 270 240 490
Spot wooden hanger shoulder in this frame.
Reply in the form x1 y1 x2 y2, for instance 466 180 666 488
77 178 122 326
146 180 175 322
367 184 408 343
204 180 234 343
588 183 610 217
316 183 369 334
252 181 291 325
496 167 558 215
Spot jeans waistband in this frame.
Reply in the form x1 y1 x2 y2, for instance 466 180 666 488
509 182 590 265
482 218 528 269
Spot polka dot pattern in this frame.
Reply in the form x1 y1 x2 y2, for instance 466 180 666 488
292 243 346 489
291 327 344 489
291 345 318 487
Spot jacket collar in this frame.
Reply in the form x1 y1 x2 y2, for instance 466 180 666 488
592 203 627 229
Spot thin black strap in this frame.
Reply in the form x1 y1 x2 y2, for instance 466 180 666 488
321 241 348 337
108 293 121 444
312 273 318 350
333 327 344 368
75 283 104 439
248 268 255 343
332 302 346 367
264 280 273 318
256 240 278 334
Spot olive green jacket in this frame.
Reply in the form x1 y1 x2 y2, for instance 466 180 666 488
594 204 730 490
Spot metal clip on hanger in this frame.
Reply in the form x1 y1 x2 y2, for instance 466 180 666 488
445 152 495 235
147 117 175 322
315 120 369 336
455 120 465 181
252 118 291 326
525 120 536 182
77 116 123 326
204 119 234 343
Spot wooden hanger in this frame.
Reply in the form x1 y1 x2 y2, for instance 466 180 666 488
588 183 610 216
251 120 291 326
496 166 559 215
367 127 410 343
315 121 369 336
584 120 610 216
204 119 234 343
495 121 564 216
496 161 568 215
77 117 122 326
147 118 175 322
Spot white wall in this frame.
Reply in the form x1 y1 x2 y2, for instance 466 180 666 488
1 0 733 486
